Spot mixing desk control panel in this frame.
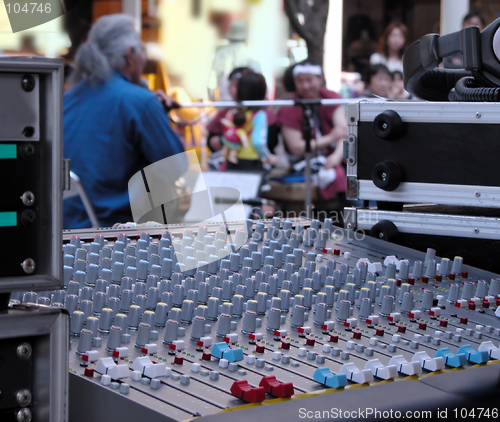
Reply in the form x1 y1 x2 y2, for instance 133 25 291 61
13 218 500 421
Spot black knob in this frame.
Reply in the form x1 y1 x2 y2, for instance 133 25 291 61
372 160 402 191
370 220 400 243
373 110 404 140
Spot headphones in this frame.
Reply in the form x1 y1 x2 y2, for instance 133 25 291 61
403 18 500 100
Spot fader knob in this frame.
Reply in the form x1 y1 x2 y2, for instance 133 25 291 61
119 290 133 313
207 297 220 321
448 284 459 303
359 297 371 319
399 261 409 281
106 325 122 351
86 316 99 338
80 300 93 320
232 294 244 318
378 286 390 305
242 310 257 334
475 280 487 299
425 259 436 280
439 258 451 276
385 263 396 280
217 313 231 337
488 279 500 297
401 292 414 315
398 283 410 303
412 261 423 279
256 292 267 315
181 300 195 324
380 295 394 317
135 323 151 348
345 283 356 304
461 282 474 301
314 302 328 325
163 319 178 344
291 305 305 328
127 305 141 330
421 290 434 311
267 308 281 331
424 248 436 265
70 311 86 336
315 230 328 250
451 256 463 275
191 316 206 340
336 300 351 322
253 222 265 241
76 329 93 355
114 314 128 332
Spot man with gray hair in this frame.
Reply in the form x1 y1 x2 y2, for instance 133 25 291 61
63 14 186 229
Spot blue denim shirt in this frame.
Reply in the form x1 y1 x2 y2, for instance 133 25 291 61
63 72 185 228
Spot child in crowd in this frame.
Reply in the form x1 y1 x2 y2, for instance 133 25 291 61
220 108 253 164
219 72 277 171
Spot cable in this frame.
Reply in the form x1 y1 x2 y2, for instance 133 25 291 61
450 76 500 102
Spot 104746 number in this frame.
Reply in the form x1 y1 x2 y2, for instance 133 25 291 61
454 408 499 419
5 3 52 13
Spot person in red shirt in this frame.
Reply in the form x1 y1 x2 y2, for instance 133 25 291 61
276 60 348 215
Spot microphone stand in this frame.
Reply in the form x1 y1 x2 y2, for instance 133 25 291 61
294 99 324 220
301 103 315 220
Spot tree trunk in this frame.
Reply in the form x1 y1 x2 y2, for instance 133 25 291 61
284 0 330 65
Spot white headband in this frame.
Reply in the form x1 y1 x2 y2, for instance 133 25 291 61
293 64 322 76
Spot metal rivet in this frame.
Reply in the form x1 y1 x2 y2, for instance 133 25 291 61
476 112 481 118
16 389 32 407
16 408 32 422
475 191 481 197
20 210 36 227
474 228 480 234
21 259 36 274
21 191 35 207
20 144 35 158
17 343 32 360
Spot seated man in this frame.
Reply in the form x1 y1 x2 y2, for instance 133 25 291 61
277 60 348 221
63 14 186 229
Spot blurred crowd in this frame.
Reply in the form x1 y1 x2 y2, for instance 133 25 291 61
2 8 491 229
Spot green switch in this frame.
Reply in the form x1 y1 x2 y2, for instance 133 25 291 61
0 212 17 227
0 144 17 159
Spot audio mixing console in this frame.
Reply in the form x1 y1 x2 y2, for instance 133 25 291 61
12 218 500 421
